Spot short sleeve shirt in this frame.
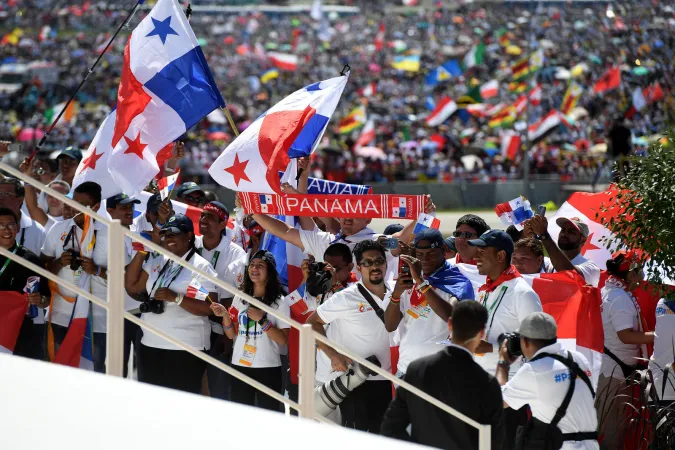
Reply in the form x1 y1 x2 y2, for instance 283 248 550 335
600 284 641 378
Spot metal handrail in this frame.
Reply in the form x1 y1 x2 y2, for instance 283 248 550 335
1 161 491 449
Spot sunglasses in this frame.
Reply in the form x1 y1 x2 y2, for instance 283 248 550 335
452 231 476 239
184 195 204 204
359 258 386 267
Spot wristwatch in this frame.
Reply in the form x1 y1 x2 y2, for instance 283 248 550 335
535 232 550 241
497 360 511 370
257 313 268 325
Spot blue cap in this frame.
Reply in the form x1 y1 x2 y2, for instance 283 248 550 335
383 224 404 235
147 192 171 214
175 182 204 198
413 228 445 249
58 146 83 161
160 214 194 235
468 230 514 257
444 236 456 252
106 193 141 209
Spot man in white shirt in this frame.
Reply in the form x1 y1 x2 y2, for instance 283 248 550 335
469 230 543 375
195 201 247 400
306 240 393 434
527 215 601 287
0 177 46 256
384 228 475 376
498 312 599 450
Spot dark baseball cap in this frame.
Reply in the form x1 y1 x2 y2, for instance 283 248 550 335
413 228 445 249
160 214 194 235
57 146 83 161
444 236 456 252
383 224 404 235
147 192 172 214
250 249 276 269
468 229 515 257
175 182 204 198
106 193 141 209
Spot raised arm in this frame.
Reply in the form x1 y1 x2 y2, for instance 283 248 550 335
19 158 49 227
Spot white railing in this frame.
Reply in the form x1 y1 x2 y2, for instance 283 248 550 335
0 161 491 449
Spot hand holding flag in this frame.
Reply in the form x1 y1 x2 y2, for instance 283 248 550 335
494 196 534 230
187 278 211 302
158 170 180 201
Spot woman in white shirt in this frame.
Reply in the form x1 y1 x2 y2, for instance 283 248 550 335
125 214 217 394
211 250 290 412
596 250 654 450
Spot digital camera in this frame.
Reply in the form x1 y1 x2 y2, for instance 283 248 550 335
498 332 523 357
306 261 332 297
140 298 165 315
69 250 81 271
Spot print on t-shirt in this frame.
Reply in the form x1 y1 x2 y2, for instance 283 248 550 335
238 309 263 339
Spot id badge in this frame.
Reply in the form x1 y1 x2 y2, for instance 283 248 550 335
239 343 257 367
73 267 84 289
406 309 420 319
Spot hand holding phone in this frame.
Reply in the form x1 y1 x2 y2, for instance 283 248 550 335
536 205 546 217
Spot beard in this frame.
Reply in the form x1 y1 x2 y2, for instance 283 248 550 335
369 275 384 285
558 239 580 251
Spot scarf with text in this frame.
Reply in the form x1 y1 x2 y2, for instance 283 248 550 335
478 265 522 293
278 172 372 195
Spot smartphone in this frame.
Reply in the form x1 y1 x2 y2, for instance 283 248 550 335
400 265 411 276
536 205 547 217
381 237 399 250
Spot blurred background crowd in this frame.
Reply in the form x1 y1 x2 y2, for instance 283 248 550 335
0 0 673 186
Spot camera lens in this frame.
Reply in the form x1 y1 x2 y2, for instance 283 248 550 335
139 302 150 313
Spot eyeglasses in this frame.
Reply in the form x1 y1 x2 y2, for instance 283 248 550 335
0 223 18 231
453 231 476 239
0 192 17 199
359 258 386 267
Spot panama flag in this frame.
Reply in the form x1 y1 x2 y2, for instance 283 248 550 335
53 215 97 370
267 52 299 71
158 170 180 201
354 118 376 149
425 96 457 127
413 213 441 235
186 278 210 301
106 0 225 197
0 292 29 354
209 74 348 194
494 195 534 229
457 263 604 386
135 191 210 238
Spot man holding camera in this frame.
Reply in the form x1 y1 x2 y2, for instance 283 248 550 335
384 229 475 376
306 240 392 433
497 312 599 450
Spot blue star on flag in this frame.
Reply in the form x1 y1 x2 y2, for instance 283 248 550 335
146 16 179 45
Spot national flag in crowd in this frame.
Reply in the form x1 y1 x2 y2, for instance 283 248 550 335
413 213 441 235
106 0 225 197
528 110 569 142
38 25 52 42
480 80 499 99
561 81 583 114
425 60 462 87
425 96 457 127
136 191 204 236
624 87 647 119
158 170 180 201
488 105 516 129
354 118 376 149
44 101 78 127
643 82 664 104
511 56 530 81
425 95 436 111
209 74 348 194
391 55 420 72
529 48 544 73
494 195 534 229
0 292 28 354
463 41 485 69
338 104 367 134
508 81 527 93
501 131 521 160
358 82 377 98
260 68 279 84
528 84 542 106
374 22 385 52
593 67 621 93
267 52 298 71
186 278 210 301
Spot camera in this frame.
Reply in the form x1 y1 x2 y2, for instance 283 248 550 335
69 250 81 271
381 237 399 251
306 261 332 297
498 332 523 357
140 298 165 314
315 355 380 417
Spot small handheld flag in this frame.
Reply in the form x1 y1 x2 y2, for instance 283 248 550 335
23 276 40 319
413 213 441 235
187 278 210 301
158 170 180 201
494 196 534 230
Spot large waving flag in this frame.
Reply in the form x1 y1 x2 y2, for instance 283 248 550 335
425 96 457 126
53 215 97 370
425 60 462 87
209 75 348 194
528 110 570 142
107 0 225 197
0 292 28 354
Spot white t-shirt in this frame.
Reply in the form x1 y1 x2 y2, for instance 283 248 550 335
132 213 154 235
195 235 247 334
650 299 675 400
41 218 108 333
316 282 392 382
140 250 217 351
600 282 643 379
502 343 599 450
231 295 291 368
543 254 600 287
475 276 543 374
45 215 62 233
18 212 46 257
393 286 454 374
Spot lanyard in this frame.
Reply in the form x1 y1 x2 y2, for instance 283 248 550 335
211 250 220 269
484 286 508 340
0 245 18 278
149 248 196 297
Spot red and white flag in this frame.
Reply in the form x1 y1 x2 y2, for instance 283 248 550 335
158 170 180 201
374 22 385 52
0 292 28 354
528 110 569 142
501 131 521 160
529 84 542 106
425 96 457 127
643 82 664 104
480 80 499 99
268 52 299 71
354 118 376 149
358 82 377 98
106 0 225 197
624 87 647 119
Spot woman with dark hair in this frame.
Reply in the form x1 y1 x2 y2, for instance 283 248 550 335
596 250 654 450
212 250 290 411
125 214 218 394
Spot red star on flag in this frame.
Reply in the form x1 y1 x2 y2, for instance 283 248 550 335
80 148 103 171
224 154 251 186
581 232 601 255
123 133 147 159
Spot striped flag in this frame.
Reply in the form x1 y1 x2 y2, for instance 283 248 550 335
337 105 367 134
561 81 583 114
501 131 521 160
494 195 534 229
158 170 180 201
425 96 457 127
480 80 499 99
529 84 542 106
528 110 569 142
354 118 376 149
0 292 29 354
186 278 210 301
268 52 298 71
413 213 441 235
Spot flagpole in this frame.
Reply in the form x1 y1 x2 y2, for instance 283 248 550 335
27 0 146 163
521 32 533 199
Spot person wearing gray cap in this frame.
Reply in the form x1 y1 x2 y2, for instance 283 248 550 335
497 312 599 450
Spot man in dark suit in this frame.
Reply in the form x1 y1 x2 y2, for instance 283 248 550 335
381 301 506 449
